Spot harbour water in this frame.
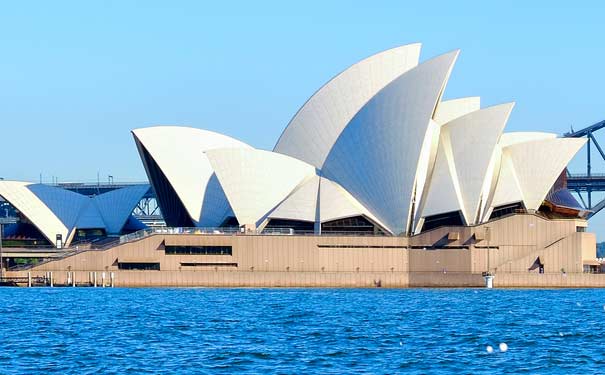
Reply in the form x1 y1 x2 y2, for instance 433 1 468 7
0 288 604 374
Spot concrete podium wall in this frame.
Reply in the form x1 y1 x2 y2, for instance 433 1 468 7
9 213 599 288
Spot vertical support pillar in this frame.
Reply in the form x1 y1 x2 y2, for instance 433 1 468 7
101 272 106 288
110 272 115 288
93 272 97 288
49 271 53 288
586 132 592 210
27 272 31 288
72 272 76 287
67 272 71 286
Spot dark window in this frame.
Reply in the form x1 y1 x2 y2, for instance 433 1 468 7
263 219 314 233
489 202 525 220
180 262 238 267
321 216 385 235
74 228 106 242
577 226 586 232
165 245 232 255
421 211 464 232
220 216 239 227
118 262 160 270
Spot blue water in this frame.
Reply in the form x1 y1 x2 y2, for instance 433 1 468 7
0 288 604 374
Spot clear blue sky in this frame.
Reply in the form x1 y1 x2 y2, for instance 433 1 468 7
1 1 604 235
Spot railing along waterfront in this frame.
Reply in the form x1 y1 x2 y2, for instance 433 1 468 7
119 227 388 244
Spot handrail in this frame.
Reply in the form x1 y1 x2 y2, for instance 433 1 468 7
118 227 388 245
567 173 605 178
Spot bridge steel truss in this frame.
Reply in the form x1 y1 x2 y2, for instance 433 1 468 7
564 119 605 218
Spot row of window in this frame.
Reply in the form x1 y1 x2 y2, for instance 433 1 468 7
164 245 233 255
118 262 160 270
180 262 238 267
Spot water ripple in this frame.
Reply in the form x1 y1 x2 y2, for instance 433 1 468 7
0 288 604 373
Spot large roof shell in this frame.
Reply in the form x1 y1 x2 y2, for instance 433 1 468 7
485 132 561 220
132 126 251 225
505 137 585 211
321 50 459 235
274 44 422 169
206 148 316 227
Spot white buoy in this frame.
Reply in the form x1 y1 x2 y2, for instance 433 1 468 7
486 345 494 353
499 343 508 352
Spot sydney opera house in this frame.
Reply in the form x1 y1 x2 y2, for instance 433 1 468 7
2 44 601 287
131 44 585 237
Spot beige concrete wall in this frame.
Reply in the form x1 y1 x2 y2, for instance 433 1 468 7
8 213 599 288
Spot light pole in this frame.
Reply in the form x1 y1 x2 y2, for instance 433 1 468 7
483 226 494 288
485 226 491 275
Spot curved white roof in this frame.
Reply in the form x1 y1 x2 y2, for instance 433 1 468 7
274 43 422 169
498 132 557 148
268 175 319 222
321 50 459 235
433 97 481 125
450 103 514 223
485 132 560 218
206 148 316 227
486 152 524 211
505 137 585 210
318 177 389 232
420 132 464 219
132 126 251 224
0 181 69 244
131 44 584 235
421 103 514 224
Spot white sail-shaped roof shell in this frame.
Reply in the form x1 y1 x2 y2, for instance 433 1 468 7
433 97 481 125
206 148 316 228
421 103 514 224
505 137 586 210
485 132 559 220
266 174 390 232
420 134 464 219
498 132 557 148
318 177 389 231
413 97 481 231
132 126 251 224
451 103 513 223
0 181 69 245
321 50 459 235
274 44 422 169
267 175 319 223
